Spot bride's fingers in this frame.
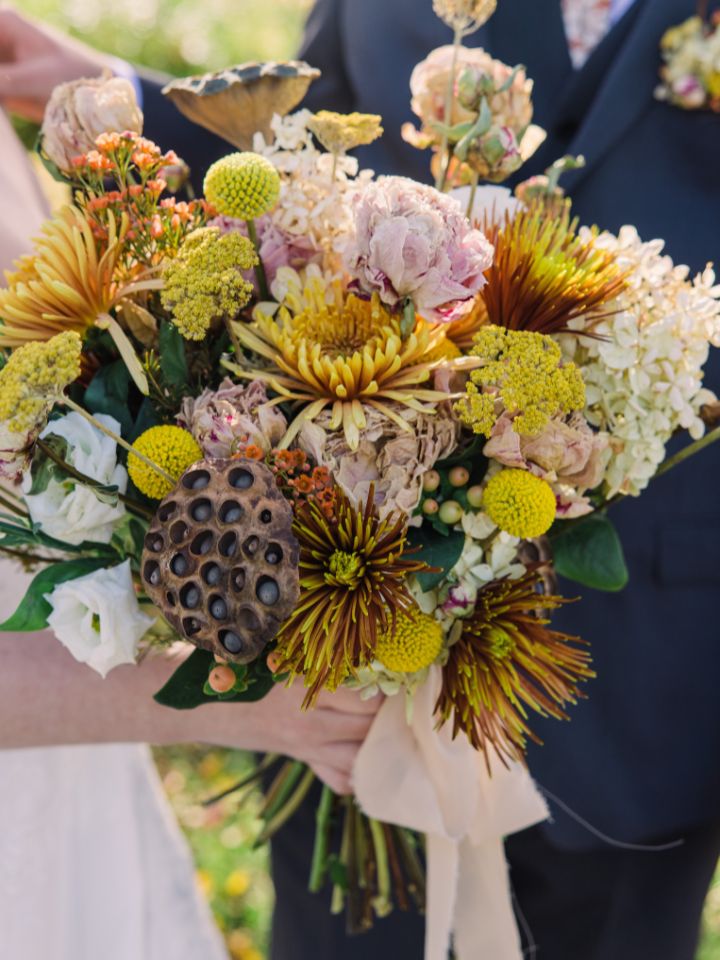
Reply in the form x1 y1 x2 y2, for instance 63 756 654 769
316 686 382 714
309 762 353 796
314 711 375 744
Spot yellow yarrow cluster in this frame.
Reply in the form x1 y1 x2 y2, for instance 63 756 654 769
307 111 384 154
375 606 445 674
0 331 81 434
203 152 281 221
161 228 256 340
482 468 556 539
129 425 202 499
455 325 585 437
432 0 497 32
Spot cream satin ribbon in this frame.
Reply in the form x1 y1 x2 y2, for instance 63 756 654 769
0 109 49 273
353 666 548 960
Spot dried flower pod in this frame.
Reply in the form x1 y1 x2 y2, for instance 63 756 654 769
162 61 321 150
141 457 300 663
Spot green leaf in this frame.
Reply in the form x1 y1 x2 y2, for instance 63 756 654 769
154 648 276 710
0 557 110 632
551 514 629 592
27 434 71 496
159 321 189 389
406 525 465 591
84 360 133 436
128 397 162 444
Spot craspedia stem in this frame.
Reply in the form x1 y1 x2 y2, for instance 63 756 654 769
436 25 464 191
245 218 271 301
62 396 174 485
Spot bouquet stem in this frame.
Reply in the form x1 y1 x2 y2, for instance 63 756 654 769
656 423 720 479
309 784 335 892
245 218 271 301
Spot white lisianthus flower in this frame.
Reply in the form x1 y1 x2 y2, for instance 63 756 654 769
23 412 127 546
45 560 154 677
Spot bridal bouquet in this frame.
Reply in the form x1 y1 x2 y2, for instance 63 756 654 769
2 0 719 955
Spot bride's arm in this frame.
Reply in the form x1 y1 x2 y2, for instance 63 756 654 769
0 630 376 794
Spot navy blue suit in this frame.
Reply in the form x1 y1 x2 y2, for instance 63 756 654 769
142 2 720 955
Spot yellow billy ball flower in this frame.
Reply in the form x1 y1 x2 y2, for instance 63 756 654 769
375 606 445 674
482 469 556 538
0 331 82 434
203 152 281 220
129 425 202 499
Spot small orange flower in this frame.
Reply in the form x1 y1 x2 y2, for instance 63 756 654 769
290 474 314 494
243 444 264 460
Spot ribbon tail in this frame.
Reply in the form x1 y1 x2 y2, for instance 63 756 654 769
454 835 524 960
425 834 459 960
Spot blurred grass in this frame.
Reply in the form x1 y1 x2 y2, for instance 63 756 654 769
20 1 720 956
21 0 312 76
153 746 274 960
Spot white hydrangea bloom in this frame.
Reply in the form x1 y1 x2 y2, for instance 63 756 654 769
253 110 375 272
563 226 720 498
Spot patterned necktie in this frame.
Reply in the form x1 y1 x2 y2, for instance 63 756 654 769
561 0 613 68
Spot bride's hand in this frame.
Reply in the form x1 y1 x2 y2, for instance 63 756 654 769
0 8 112 121
198 682 382 796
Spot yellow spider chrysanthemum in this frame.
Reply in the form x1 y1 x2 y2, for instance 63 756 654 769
0 331 81 434
375 606 445 673
482 468 557 538
129 425 202 499
0 207 130 347
203 152 280 221
226 293 451 449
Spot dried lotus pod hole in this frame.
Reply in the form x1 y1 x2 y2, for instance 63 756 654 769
141 457 300 663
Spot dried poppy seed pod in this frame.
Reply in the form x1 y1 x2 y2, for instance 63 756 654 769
141 457 300 663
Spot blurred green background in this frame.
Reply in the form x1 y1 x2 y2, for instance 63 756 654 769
18 1 720 957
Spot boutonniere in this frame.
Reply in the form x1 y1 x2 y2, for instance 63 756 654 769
655 3 720 111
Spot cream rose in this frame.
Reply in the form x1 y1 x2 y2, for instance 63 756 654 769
45 560 154 677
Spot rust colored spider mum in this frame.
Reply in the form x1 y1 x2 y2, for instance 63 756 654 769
226 293 449 450
272 486 427 705
479 205 627 335
436 569 594 763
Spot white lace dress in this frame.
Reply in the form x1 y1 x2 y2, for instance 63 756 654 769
0 112 228 960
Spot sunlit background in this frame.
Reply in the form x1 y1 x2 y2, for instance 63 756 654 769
16 2 720 957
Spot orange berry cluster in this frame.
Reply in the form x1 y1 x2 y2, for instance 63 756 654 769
268 449 336 520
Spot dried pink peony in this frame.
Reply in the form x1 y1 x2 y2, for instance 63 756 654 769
177 378 287 458
346 177 493 322
298 403 459 517
208 214 320 291
41 75 143 174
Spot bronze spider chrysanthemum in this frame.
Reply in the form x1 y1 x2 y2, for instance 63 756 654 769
273 485 427 705
436 569 594 764
478 204 627 335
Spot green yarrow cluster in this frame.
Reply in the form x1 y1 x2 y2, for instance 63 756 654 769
455 325 585 437
0 331 82 434
161 228 257 341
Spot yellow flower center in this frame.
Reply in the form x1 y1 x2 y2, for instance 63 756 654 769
375 606 445 674
129 425 202 500
325 550 366 589
482 468 557 538
487 626 515 660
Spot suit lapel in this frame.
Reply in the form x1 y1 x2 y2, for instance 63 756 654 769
561 0 694 191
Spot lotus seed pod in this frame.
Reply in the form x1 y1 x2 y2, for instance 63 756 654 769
141 457 300 663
